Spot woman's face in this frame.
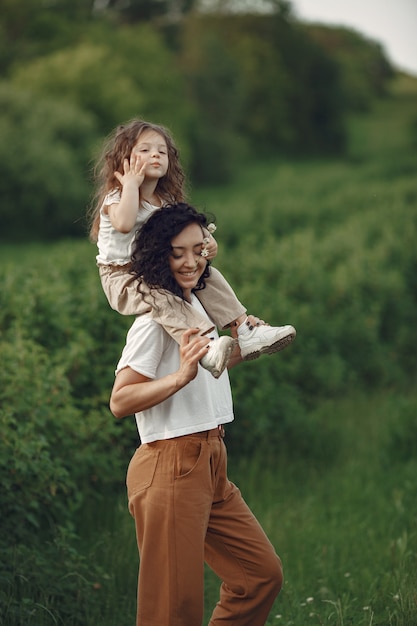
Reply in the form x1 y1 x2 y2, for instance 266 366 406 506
132 129 169 180
169 223 207 302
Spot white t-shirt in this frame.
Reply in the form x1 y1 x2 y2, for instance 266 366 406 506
96 190 158 266
115 296 234 443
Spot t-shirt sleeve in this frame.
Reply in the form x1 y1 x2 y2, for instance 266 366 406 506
115 318 165 379
103 189 122 206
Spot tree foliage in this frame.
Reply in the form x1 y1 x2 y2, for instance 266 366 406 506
0 0 95 71
0 0 394 235
303 24 395 111
0 84 96 239
11 25 189 135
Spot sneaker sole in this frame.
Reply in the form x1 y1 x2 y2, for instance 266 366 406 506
211 339 237 378
242 331 296 362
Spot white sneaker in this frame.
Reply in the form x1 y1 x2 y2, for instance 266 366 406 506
239 324 296 361
200 336 237 378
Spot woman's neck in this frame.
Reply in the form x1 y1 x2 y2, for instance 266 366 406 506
183 289 192 303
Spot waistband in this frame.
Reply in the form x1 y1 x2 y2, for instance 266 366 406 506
98 262 132 272
189 425 225 439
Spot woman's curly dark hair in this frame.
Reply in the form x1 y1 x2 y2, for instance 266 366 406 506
131 203 212 300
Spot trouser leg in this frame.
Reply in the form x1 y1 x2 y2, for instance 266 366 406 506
99 264 247 338
205 460 283 625
126 432 223 626
99 264 214 340
197 267 247 330
126 431 281 626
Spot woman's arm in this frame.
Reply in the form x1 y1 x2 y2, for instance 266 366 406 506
110 329 211 418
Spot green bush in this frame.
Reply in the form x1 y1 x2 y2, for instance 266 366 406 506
0 243 136 533
0 84 98 241
0 242 136 625
304 24 394 110
11 24 194 142
180 12 348 162
385 395 417 464
179 23 247 183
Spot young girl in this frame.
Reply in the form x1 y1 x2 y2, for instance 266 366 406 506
89 119 296 378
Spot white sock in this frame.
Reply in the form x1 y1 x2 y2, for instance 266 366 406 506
237 318 251 336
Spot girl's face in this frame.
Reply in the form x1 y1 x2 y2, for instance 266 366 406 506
169 223 207 302
132 129 169 180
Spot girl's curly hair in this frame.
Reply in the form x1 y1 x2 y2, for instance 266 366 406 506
88 119 187 241
131 203 211 300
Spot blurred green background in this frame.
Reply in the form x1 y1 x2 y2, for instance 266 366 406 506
1 1 416 624
0 0 394 240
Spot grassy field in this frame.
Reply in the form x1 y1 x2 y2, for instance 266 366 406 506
77 387 417 626
2 75 417 625
233 391 417 625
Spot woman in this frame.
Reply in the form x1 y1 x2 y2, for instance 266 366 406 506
110 202 283 626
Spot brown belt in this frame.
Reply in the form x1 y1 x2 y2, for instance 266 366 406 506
191 425 225 439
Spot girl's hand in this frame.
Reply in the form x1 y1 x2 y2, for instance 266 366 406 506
114 154 147 188
201 234 218 260
108 153 147 232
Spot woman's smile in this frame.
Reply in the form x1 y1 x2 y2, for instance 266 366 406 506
180 267 199 276
169 223 208 301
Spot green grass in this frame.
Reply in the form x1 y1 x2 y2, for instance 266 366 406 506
78 389 417 626
233 391 417 626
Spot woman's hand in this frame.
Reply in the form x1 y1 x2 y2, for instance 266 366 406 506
110 329 211 418
176 328 212 387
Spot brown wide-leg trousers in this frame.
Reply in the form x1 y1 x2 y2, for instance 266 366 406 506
127 428 283 626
